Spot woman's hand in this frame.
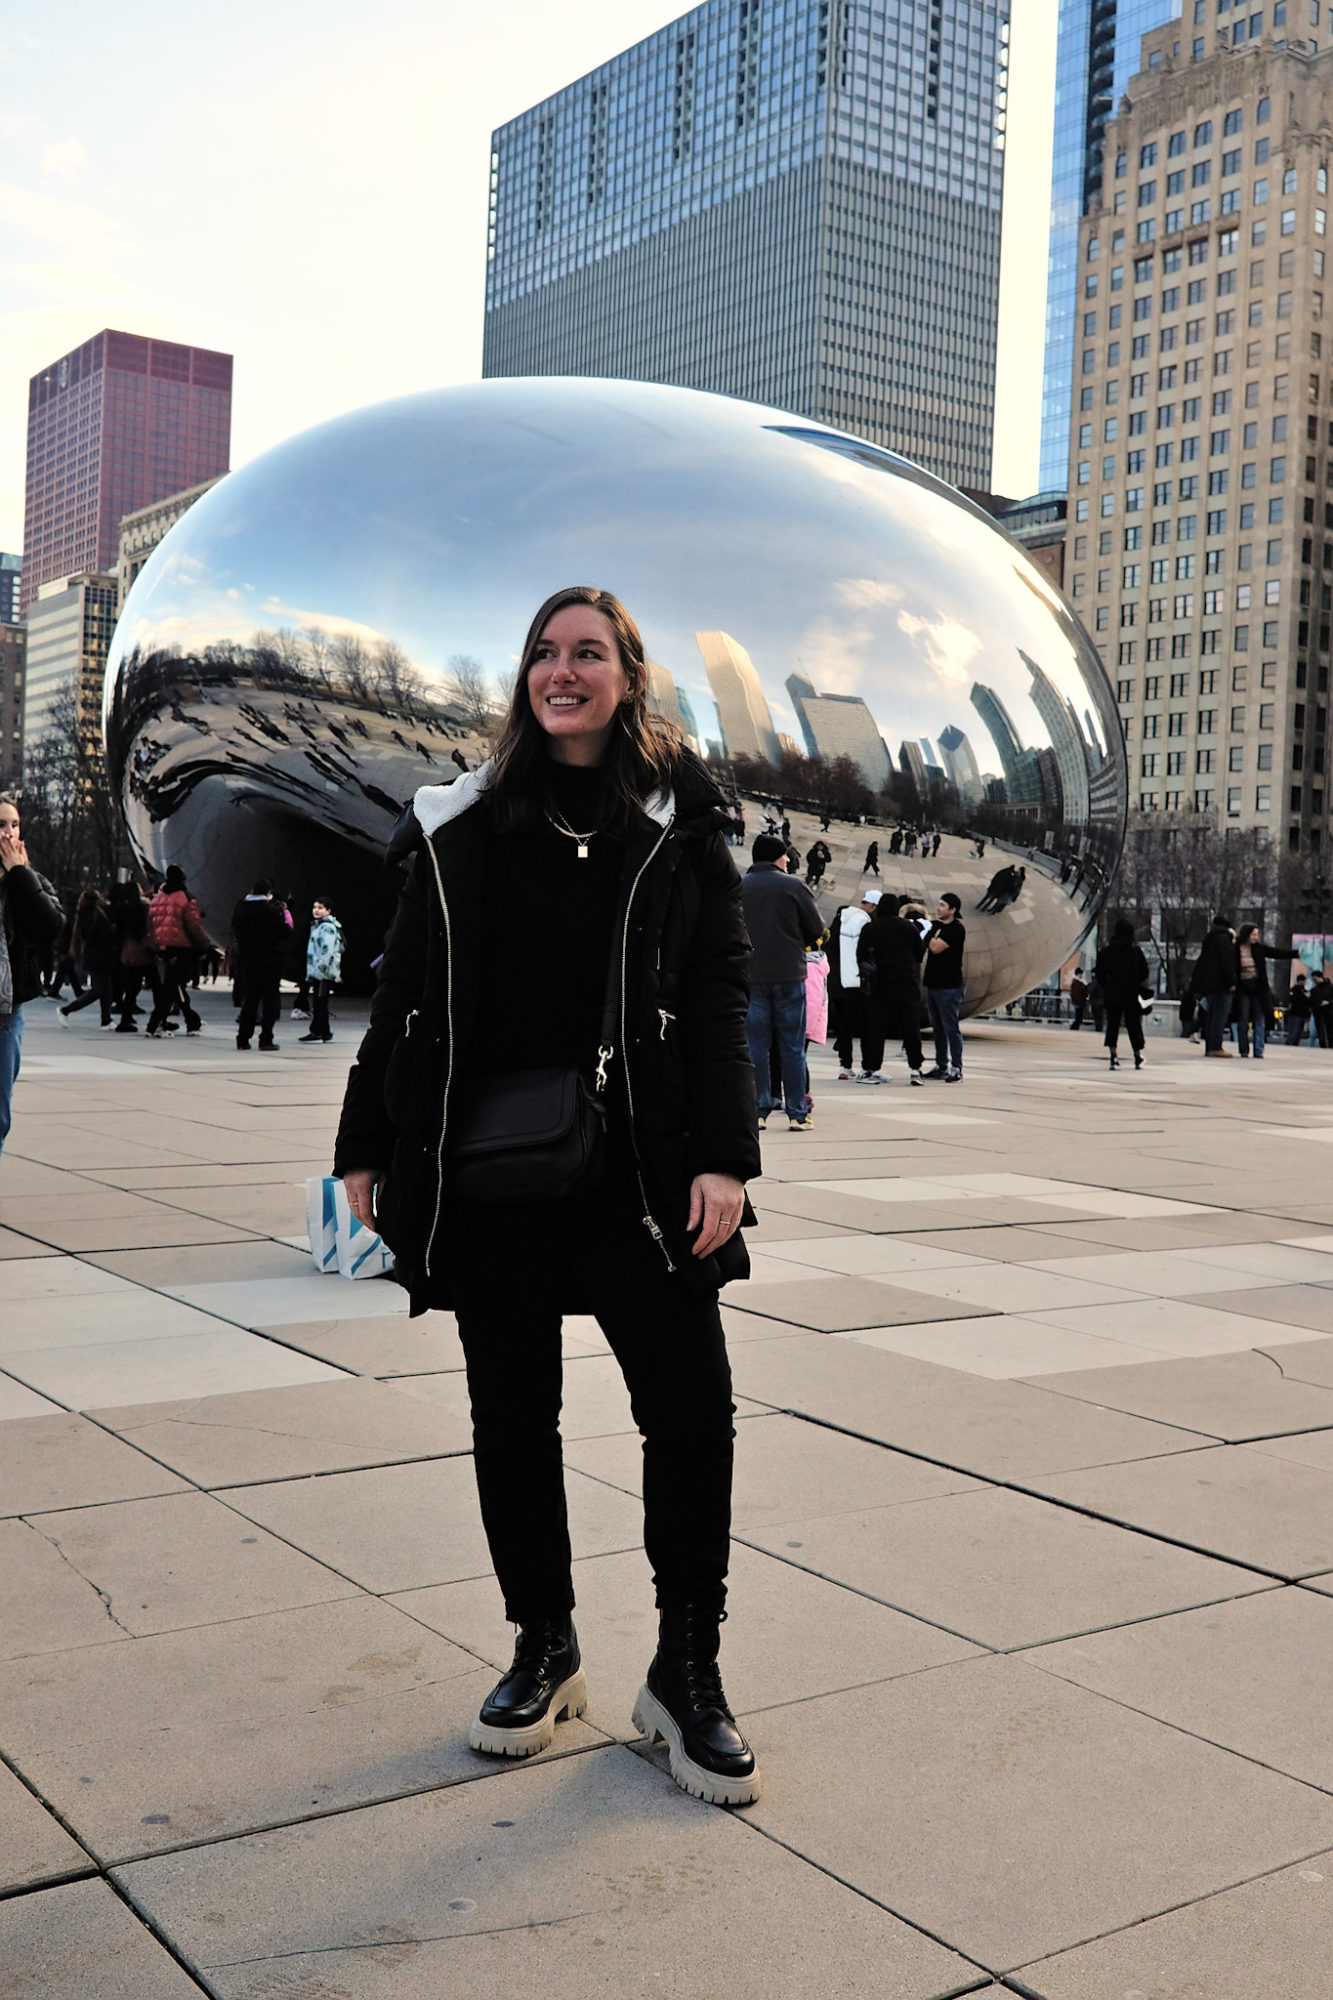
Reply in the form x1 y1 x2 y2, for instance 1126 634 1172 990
341 1168 385 1229
687 1172 745 1259
0 829 28 872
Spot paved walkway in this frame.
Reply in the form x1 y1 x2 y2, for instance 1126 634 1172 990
3 994 1333 1998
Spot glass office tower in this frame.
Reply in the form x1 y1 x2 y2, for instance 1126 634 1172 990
1039 0 1179 491
484 0 1011 489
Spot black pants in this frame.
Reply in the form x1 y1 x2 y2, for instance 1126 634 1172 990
833 988 864 1071
448 1193 735 1626
63 971 113 1025
1105 1000 1144 1053
237 968 281 1044
861 994 924 1074
147 951 201 1033
309 980 333 1039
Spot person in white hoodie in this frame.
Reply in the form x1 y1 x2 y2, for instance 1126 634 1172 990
828 889 881 1079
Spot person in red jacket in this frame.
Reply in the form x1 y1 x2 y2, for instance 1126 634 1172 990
145 866 213 1036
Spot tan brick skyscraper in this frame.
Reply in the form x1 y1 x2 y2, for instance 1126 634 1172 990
1068 16 1333 857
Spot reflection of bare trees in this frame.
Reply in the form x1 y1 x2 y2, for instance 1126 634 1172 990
23 679 131 899
444 653 500 738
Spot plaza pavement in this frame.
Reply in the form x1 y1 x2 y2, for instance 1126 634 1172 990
3 994 1333 1998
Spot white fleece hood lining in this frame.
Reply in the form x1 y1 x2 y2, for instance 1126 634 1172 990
412 759 675 838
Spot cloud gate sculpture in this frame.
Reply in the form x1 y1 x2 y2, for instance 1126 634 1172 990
104 378 1126 1010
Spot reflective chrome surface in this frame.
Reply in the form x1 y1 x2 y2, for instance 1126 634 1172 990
104 378 1125 1005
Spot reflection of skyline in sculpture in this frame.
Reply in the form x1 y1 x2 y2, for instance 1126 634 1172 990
102 376 1125 1011
697 630 781 766
785 673 891 792
1023 651 1090 827
936 725 983 806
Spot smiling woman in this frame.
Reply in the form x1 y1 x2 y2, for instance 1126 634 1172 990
333 582 764 1810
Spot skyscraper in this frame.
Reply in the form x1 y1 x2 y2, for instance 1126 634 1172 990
936 721 985 802
697 630 782 764
1069 19 1333 852
21 330 232 616
0 555 19 626
785 671 891 790
1040 0 1180 491
484 0 1011 488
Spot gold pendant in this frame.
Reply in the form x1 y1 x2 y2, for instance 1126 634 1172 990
577 842 589 859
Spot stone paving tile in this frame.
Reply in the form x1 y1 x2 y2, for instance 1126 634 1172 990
740 1232 987 1275
0 1222 60 1257
1016 1850 1333 1999
889 1262 1147 1313
0 1518 132 1660
249 1311 466 1375
730 1275 990 1331
5 1209 262 1253
89 1378 474 1485
1191 1283 1333 1332
728 1332 1208 1480
227 1459 642 1594
0 1597 539 1862
744 1654 1333 1971
0 1376 65 1420
30 1490 357 1635
1021 1348 1333 1442
1 1254 132 1301
1030 1295 1330 1360
1030 1444 1333 1578
1019 1587 1333 1790
845 1314 1173 1378
0 1412 192 1516
0 1289 262 1355
0 1326 346 1411
0 1877 204 1999
740 1484 1267 1649
1261 1335 1333 1388
1026 1249 1278 1297
165 1273 411 1329
116 1746 980 2000
85 1241 316 1287
0 1757 90 1894
896 1224 1121 1263
394 1540 982 1740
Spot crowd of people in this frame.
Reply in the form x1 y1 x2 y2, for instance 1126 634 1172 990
0 787 347 1158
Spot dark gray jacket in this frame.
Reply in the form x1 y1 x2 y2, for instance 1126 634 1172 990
740 865 824 983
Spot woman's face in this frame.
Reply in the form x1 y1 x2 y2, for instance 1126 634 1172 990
0 801 19 845
527 605 630 765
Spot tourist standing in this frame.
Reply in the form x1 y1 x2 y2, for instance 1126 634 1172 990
146 867 211 1037
1068 967 1088 1031
1232 923 1298 1059
1286 971 1313 1045
300 898 344 1044
1094 920 1150 1071
1188 916 1239 1058
335 583 761 1806
0 795 63 1158
923 893 966 1080
857 893 927 1084
827 891 879 1079
742 834 824 1131
232 880 288 1052
862 838 880 878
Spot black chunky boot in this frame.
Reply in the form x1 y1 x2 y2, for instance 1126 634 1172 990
469 1616 585 1759
633 1604 760 1806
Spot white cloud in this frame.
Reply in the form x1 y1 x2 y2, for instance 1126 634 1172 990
895 610 984 690
40 138 86 177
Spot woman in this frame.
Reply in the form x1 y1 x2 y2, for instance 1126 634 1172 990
145 866 212 1037
1094 918 1151 1071
301 898 343 1043
335 586 762 1807
59 889 117 1028
1232 921 1298 1058
0 795 64 1157
109 881 153 1032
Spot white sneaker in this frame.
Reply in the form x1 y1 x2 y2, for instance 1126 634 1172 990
837 1069 853 1081
854 1071 885 1085
909 1069 924 1085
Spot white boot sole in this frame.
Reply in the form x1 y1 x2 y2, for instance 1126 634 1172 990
468 1668 587 1758
631 1683 761 1806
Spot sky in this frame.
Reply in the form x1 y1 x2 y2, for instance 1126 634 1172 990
0 0 1057 558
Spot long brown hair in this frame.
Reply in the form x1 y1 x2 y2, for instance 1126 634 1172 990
487 586 681 831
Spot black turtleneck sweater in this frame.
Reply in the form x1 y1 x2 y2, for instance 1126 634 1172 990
474 761 625 1079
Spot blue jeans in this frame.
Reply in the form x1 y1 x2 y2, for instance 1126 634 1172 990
746 979 807 1118
1233 988 1267 1057
926 986 965 1072
0 1005 24 1157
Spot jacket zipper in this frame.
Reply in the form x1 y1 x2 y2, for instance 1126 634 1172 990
658 1007 675 1040
421 840 454 1281
621 817 676 1272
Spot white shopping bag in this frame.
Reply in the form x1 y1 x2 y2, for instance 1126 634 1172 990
331 1178 395 1280
305 1176 339 1273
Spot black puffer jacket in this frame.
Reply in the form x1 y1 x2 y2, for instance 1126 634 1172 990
1 865 64 1008
334 754 761 1313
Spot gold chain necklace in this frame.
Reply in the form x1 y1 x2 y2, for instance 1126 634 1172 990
545 807 598 859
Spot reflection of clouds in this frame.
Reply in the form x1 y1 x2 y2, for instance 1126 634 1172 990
837 578 904 611
896 610 983 691
258 599 391 649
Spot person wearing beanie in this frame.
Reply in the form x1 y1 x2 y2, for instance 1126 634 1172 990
740 833 825 1130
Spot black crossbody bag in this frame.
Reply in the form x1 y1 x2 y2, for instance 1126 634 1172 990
446 955 620 1204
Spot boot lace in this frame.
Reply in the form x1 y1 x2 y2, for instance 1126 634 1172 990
513 1620 565 1671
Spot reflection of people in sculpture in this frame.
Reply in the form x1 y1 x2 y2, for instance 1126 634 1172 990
335 584 762 1808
